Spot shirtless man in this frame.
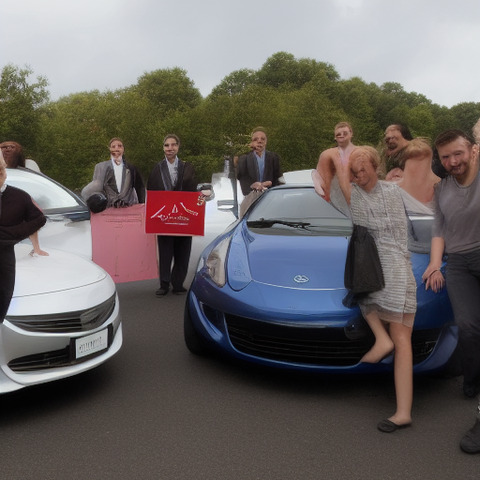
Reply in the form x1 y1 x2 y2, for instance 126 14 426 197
394 138 440 212
313 122 355 201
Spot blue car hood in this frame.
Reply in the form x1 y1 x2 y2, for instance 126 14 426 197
232 229 349 290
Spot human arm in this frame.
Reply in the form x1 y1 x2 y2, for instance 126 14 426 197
29 231 49 256
314 150 335 201
421 236 445 292
331 152 352 205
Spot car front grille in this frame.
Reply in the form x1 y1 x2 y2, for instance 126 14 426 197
6 294 116 333
8 326 113 372
225 314 439 367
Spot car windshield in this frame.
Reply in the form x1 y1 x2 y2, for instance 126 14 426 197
6 168 87 215
246 186 353 236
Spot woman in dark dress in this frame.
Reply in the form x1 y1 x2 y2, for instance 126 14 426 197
0 154 46 321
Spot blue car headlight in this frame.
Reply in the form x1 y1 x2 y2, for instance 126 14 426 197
205 236 232 287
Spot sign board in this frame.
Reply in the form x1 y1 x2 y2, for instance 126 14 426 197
145 190 206 236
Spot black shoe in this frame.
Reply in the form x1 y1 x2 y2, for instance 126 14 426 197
172 287 187 295
155 288 169 297
463 382 480 398
377 419 411 433
460 419 480 454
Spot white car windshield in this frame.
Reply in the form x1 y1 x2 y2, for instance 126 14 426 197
6 168 86 214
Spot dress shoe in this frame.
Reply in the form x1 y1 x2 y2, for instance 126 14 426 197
463 382 480 398
460 419 480 454
172 287 187 295
155 288 169 297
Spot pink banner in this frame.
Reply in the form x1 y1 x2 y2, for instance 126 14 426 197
91 204 158 283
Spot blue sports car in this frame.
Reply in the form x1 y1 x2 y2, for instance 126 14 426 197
184 182 457 374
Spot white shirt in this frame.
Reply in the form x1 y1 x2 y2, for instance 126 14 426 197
111 158 123 192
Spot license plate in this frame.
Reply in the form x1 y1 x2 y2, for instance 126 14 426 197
75 329 109 359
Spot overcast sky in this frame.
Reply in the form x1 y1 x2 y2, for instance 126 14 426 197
1 0 479 108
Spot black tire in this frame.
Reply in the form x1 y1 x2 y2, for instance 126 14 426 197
184 304 210 356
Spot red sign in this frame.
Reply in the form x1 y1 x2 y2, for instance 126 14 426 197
145 190 206 236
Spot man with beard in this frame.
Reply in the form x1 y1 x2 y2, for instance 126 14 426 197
422 129 480 453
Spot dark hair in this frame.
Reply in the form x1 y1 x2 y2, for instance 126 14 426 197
0 141 25 168
163 134 180 146
387 124 413 141
434 129 475 149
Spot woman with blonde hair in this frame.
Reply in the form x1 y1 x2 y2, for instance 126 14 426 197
332 146 416 433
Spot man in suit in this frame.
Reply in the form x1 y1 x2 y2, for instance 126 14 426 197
82 137 145 210
236 127 282 197
147 134 198 296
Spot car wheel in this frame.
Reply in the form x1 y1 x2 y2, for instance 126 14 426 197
184 304 210 356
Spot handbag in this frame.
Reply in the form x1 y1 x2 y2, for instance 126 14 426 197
344 224 385 295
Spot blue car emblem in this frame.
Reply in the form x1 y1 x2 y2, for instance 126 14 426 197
294 275 309 284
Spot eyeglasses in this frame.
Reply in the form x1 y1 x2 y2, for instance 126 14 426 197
164 143 178 147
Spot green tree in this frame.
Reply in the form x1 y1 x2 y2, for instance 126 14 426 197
0 64 49 153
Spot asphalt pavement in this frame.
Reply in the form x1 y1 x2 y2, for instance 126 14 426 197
0 278 478 479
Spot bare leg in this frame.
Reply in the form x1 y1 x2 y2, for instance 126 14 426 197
387 321 413 425
361 310 394 363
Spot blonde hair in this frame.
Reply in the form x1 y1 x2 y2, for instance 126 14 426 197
403 138 432 160
349 146 380 170
334 121 353 132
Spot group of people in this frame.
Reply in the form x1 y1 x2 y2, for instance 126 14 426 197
313 120 480 453
81 135 201 297
3 120 480 453
81 129 283 296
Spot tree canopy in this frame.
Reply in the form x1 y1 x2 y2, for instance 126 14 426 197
0 53 479 190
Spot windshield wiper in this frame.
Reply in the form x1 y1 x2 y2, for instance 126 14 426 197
247 218 311 229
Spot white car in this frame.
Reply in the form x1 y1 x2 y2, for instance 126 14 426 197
1 168 122 393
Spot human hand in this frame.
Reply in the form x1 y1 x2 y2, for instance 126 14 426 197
30 248 49 257
422 265 444 292
250 182 266 192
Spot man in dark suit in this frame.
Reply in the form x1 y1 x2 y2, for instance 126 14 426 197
236 127 283 196
147 134 198 296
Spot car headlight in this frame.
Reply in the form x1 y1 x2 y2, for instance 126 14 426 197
205 236 232 287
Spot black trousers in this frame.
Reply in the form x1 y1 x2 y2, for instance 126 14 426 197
157 235 192 291
0 247 16 322
446 249 480 387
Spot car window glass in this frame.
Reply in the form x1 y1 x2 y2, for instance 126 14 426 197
247 187 353 235
7 169 83 212
249 188 349 221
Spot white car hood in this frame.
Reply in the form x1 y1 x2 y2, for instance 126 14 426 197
13 244 107 298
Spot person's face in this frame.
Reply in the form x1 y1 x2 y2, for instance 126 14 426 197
384 127 408 155
109 140 124 160
351 156 378 191
0 142 20 163
437 137 478 182
334 127 353 147
0 156 7 189
251 131 267 155
163 137 179 162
